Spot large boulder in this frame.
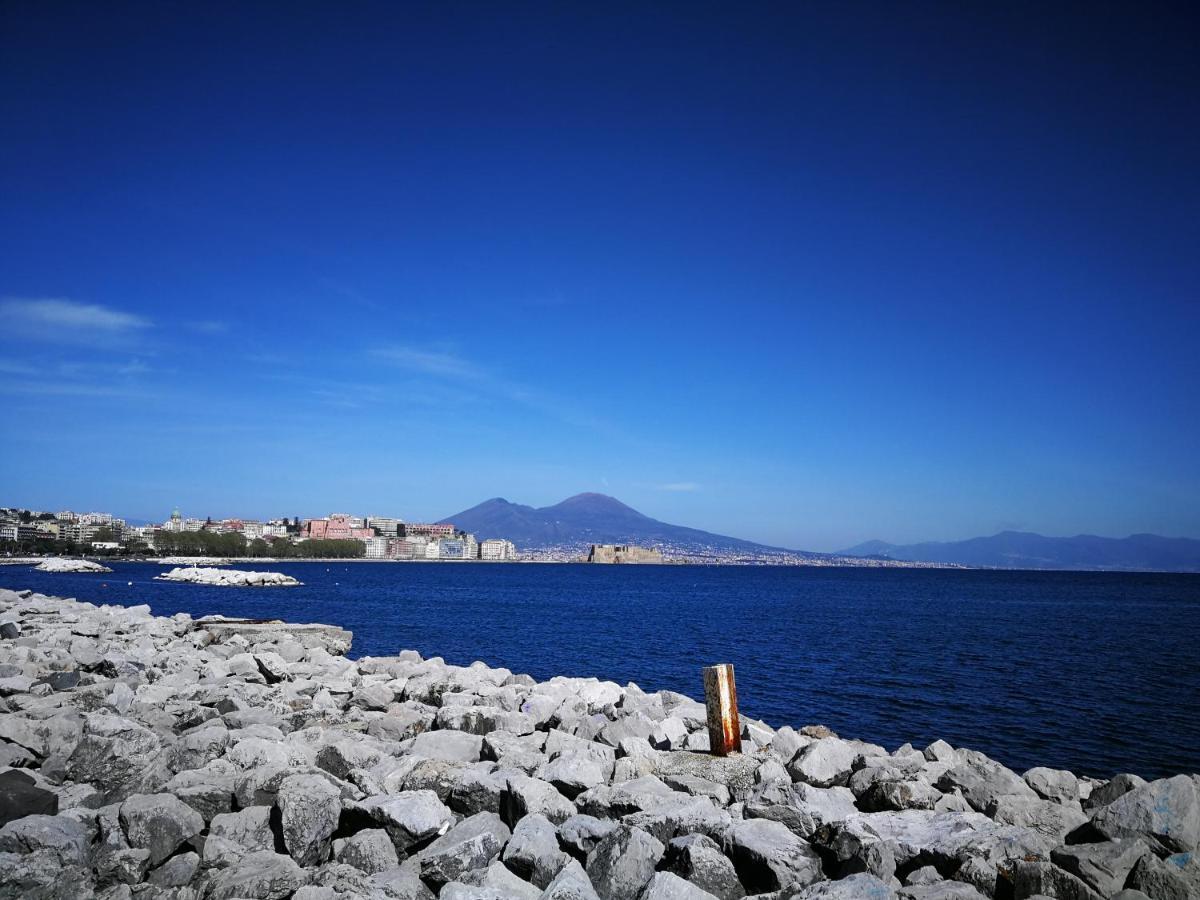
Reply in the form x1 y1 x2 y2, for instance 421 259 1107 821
1089 775 1200 854
208 848 307 899
585 824 665 900
410 729 483 763
205 806 276 868
723 818 824 893
501 812 569 887
936 752 1038 813
788 738 859 789
501 773 575 826
787 874 897 898
0 813 90 865
277 772 341 866
66 713 166 802
662 833 745 900
641 871 722 900
542 859 602 900
119 792 205 866
0 770 58 827
417 811 512 887
333 828 400 875
1050 839 1150 897
347 790 454 854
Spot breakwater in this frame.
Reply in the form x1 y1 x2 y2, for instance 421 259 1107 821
0 587 1197 900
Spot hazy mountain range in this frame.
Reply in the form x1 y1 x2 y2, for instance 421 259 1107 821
440 493 1200 571
840 532 1200 572
440 493 805 557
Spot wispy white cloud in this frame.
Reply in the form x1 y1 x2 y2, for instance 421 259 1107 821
187 320 228 334
371 345 484 380
656 482 702 492
1 298 151 344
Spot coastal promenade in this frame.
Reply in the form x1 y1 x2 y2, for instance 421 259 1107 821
0 588 1196 899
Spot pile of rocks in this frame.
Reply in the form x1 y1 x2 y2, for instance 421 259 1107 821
155 568 301 587
155 558 233 567
32 558 114 574
0 588 1196 900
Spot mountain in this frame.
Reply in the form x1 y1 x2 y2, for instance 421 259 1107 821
840 531 1200 572
440 493 803 556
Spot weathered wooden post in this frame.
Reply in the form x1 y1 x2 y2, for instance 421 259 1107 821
703 663 742 756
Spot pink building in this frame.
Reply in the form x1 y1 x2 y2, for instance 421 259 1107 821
302 514 374 540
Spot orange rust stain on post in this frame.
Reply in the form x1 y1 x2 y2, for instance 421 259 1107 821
703 663 742 756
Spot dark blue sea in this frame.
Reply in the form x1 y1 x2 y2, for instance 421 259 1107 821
2 561 1197 781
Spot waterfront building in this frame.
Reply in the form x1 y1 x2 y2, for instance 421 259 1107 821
424 540 442 560
403 522 455 538
302 513 374 540
480 538 517 561
362 536 389 559
587 544 664 564
367 516 403 536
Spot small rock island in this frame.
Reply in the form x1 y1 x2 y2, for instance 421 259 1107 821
155 567 301 587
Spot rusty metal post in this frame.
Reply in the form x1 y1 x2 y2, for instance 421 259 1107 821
703 663 742 756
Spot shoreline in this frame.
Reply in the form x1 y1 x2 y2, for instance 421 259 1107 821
6 554 1200 574
0 587 1196 899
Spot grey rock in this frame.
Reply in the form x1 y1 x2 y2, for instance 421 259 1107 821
663 833 745 900
502 813 570 888
936 753 1038 813
1023 768 1080 804
986 796 1088 841
897 882 989 900
66 713 166 802
723 818 824 893
205 806 276 867
745 782 858 839
277 772 341 866
119 791 205 866
641 871 721 900
1009 860 1103 900
147 850 199 887
558 814 617 858
787 738 858 789
1089 774 1200 854
418 811 512 887
1085 773 1146 810
0 769 58 826
1050 838 1150 896
585 824 665 900
411 729 484 763
785 874 897 898
1125 852 1194 900
454 859 543 899
501 773 575 826
334 827 400 874
0 847 93 899
208 848 307 899
542 859 602 900
348 790 454 854
0 812 90 864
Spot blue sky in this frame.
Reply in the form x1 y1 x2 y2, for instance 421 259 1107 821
1 3 1197 551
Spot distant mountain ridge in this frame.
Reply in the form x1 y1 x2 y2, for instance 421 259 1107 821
440 493 802 556
841 531 1200 572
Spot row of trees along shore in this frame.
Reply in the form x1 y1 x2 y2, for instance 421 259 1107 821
150 531 365 558
1 531 365 559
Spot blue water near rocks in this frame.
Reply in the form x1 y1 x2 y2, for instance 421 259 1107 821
2 561 1197 780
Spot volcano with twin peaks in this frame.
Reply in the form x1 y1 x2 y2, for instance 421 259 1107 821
439 492 798 555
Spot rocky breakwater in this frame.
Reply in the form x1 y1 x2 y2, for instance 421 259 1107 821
155 567 302 587
0 588 1197 900
33 558 114 574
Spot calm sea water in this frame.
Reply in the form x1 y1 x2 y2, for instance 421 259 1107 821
2 561 1197 780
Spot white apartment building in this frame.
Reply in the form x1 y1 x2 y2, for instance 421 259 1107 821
424 540 442 560
480 538 517 561
362 537 389 559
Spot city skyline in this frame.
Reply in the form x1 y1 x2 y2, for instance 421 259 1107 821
2 4 1198 552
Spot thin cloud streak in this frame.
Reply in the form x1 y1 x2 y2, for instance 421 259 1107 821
371 345 484 380
1 298 151 339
